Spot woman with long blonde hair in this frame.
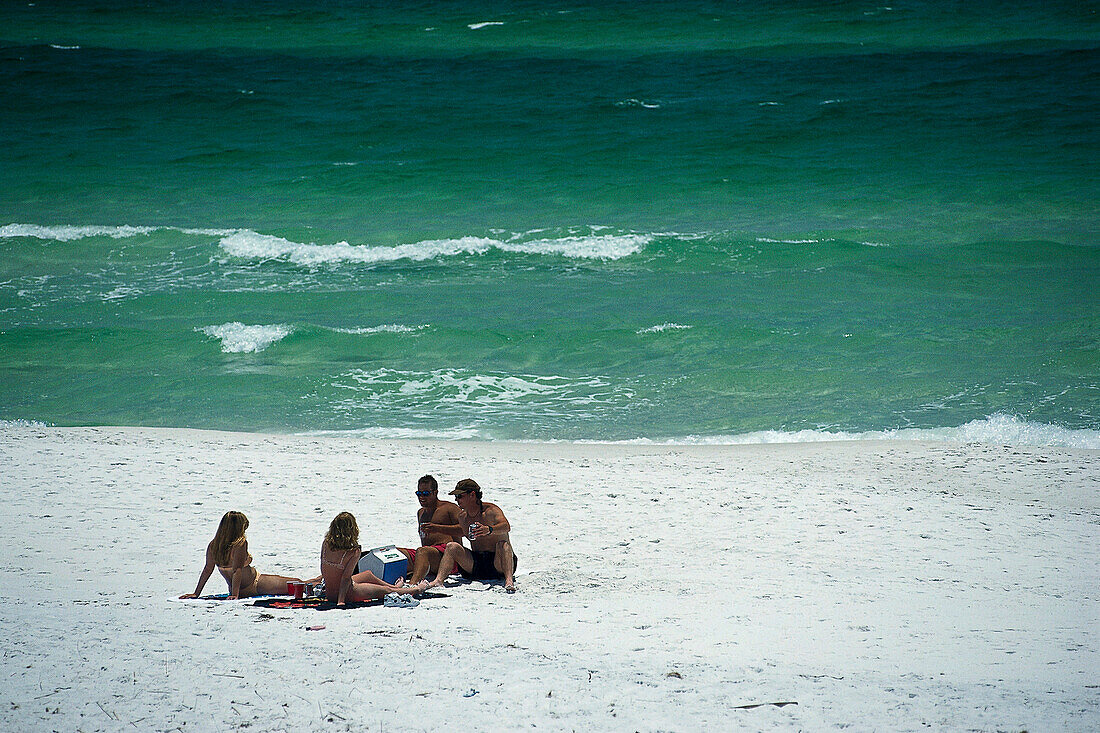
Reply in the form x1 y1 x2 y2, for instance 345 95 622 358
320 512 410 605
180 511 304 599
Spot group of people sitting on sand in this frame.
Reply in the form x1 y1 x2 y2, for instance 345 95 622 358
180 476 518 604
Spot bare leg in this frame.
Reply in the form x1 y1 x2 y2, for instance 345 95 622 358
255 573 303 597
396 547 416 579
493 540 516 592
345 580 396 603
425 542 473 589
350 569 406 593
408 546 442 586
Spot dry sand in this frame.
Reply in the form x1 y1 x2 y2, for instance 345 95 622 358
1 423 1097 731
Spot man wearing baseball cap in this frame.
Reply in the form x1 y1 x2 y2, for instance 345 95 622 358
424 478 517 593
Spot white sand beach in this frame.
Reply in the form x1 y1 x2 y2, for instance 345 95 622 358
1 423 1097 731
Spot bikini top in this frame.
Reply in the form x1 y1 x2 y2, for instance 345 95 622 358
218 552 252 571
321 545 358 569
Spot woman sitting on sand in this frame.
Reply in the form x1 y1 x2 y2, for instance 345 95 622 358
180 511 304 600
319 512 416 605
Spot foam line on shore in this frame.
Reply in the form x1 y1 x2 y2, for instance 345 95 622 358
581 414 1100 450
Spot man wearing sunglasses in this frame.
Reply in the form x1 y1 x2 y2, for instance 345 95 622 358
402 474 465 587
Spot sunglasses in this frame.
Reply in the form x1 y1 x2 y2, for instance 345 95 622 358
415 490 434 497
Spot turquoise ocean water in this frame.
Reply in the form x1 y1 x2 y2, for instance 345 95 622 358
1 1 1098 445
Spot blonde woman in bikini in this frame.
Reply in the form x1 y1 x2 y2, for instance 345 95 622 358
320 512 412 605
180 511 304 600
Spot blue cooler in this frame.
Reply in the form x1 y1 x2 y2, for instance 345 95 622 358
357 545 408 584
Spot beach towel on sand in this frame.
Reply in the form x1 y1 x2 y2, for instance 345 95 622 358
253 592 448 611
173 593 282 603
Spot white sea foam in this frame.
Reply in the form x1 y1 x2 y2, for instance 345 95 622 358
637 323 693 334
1 224 236 241
342 369 602 405
179 227 238 237
592 414 1100 450
333 369 632 421
1 223 648 262
219 231 499 265
49 44 80 50
102 286 141 302
468 21 505 30
198 323 293 353
756 236 888 248
944 414 1100 449
756 237 833 244
498 232 649 259
0 419 52 429
1 224 159 241
297 426 486 440
615 98 661 109
329 324 429 335
219 230 648 265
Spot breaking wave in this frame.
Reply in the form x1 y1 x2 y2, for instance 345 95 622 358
218 229 649 265
1 223 234 241
198 323 293 353
637 323 692 334
328 324 430 335
593 414 1100 450
2 223 650 264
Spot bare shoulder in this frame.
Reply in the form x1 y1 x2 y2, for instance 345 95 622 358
323 543 360 568
484 502 508 520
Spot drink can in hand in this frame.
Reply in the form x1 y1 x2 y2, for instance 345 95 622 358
468 522 480 540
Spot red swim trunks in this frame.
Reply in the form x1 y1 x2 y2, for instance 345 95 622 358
406 544 448 563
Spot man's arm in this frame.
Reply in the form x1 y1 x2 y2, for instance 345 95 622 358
471 504 510 540
485 503 510 535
